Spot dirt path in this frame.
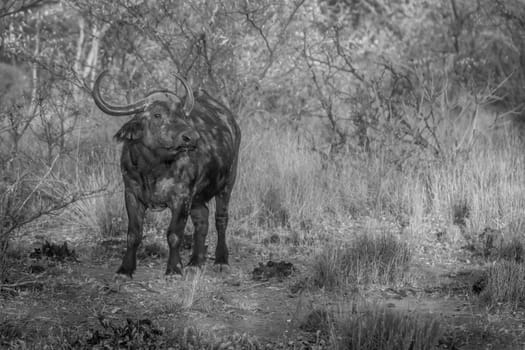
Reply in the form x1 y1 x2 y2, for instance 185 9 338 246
3 241 525 349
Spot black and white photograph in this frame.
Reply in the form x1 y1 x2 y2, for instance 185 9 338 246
1 0 525 349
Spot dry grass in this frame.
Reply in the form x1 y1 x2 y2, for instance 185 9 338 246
480 260 525 310
336 305 442 350
62 149 126 238
3 106 525 348
8 114 519 253
234 124 525 253
408 135 525 240
310 233 412 290
298 303 442 350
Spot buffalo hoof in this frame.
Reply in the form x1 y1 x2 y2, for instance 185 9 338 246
113 272 132 283
116 265 134 278
183 265 202 280
212 263 230 273
188 255 206 267
214 255 229 266
164 274 182 284
165 263 183 276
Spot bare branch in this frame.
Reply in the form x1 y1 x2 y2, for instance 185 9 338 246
0 0 56 19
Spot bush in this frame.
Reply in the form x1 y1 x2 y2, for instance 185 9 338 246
0 156 95 281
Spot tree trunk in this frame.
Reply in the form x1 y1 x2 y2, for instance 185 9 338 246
84 23 110 87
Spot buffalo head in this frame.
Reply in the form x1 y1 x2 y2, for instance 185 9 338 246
92 71 199 157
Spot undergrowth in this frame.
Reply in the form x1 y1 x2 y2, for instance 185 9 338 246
337 306 442 350
310 233 412 290
480 260 525 310
298 303 442 350
4 119 521 253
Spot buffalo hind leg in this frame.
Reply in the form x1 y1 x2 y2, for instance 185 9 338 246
117 191 145 278
166 206 189 275
188 203 209 267
214 190 231 266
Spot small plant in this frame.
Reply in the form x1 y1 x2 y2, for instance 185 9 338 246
171 327 262 350
300 308 331 336
181 267 206 309
29 241 78 262
452 198 470 228
480 260 525 310
311 233 412 290
258 185 289 228
252 260 295 281
337 306 441 350
495 238 524 263
69 317 164 349
0 319 24 346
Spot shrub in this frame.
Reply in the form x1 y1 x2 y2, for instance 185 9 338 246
0 156 97 281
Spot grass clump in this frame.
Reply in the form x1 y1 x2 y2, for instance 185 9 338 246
480 260 525 310
338 306 441 350
69 317 164 349
298 304 442 350
0 319 24 346
311 233 412 290
494 238 525 263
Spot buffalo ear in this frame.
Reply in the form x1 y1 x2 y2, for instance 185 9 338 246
114 120 143 142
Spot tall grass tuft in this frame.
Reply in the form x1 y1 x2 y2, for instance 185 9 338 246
480 260 525 310
311 233 412 290
337 306 442 350
420 134 525 238
233 124 334 231
62 147 126 237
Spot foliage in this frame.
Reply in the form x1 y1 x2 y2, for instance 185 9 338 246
3 0 524 163
69 317 164 349
0 155 102 281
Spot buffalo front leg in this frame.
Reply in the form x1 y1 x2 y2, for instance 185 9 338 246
166 206 189 275
188 203 209 267
117 191 145 277
214 191 231 265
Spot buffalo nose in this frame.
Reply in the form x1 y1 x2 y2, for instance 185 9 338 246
180 130 199 146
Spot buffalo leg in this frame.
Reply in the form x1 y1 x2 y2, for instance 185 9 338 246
188 203 209 267
214 191 231 265
117 190 145 277
166 207 189 275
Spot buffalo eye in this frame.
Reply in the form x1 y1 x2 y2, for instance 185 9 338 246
154 113 162 119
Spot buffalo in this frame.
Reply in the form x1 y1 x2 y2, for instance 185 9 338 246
92 71 241 277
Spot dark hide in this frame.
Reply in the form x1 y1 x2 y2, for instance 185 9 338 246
115 92 241 277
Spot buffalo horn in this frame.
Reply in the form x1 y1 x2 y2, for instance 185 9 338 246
173 73 194 116
92 71 148 116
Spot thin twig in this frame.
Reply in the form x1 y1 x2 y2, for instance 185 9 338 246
15 154 59 216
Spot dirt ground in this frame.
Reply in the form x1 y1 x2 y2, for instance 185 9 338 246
2 229 525 349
